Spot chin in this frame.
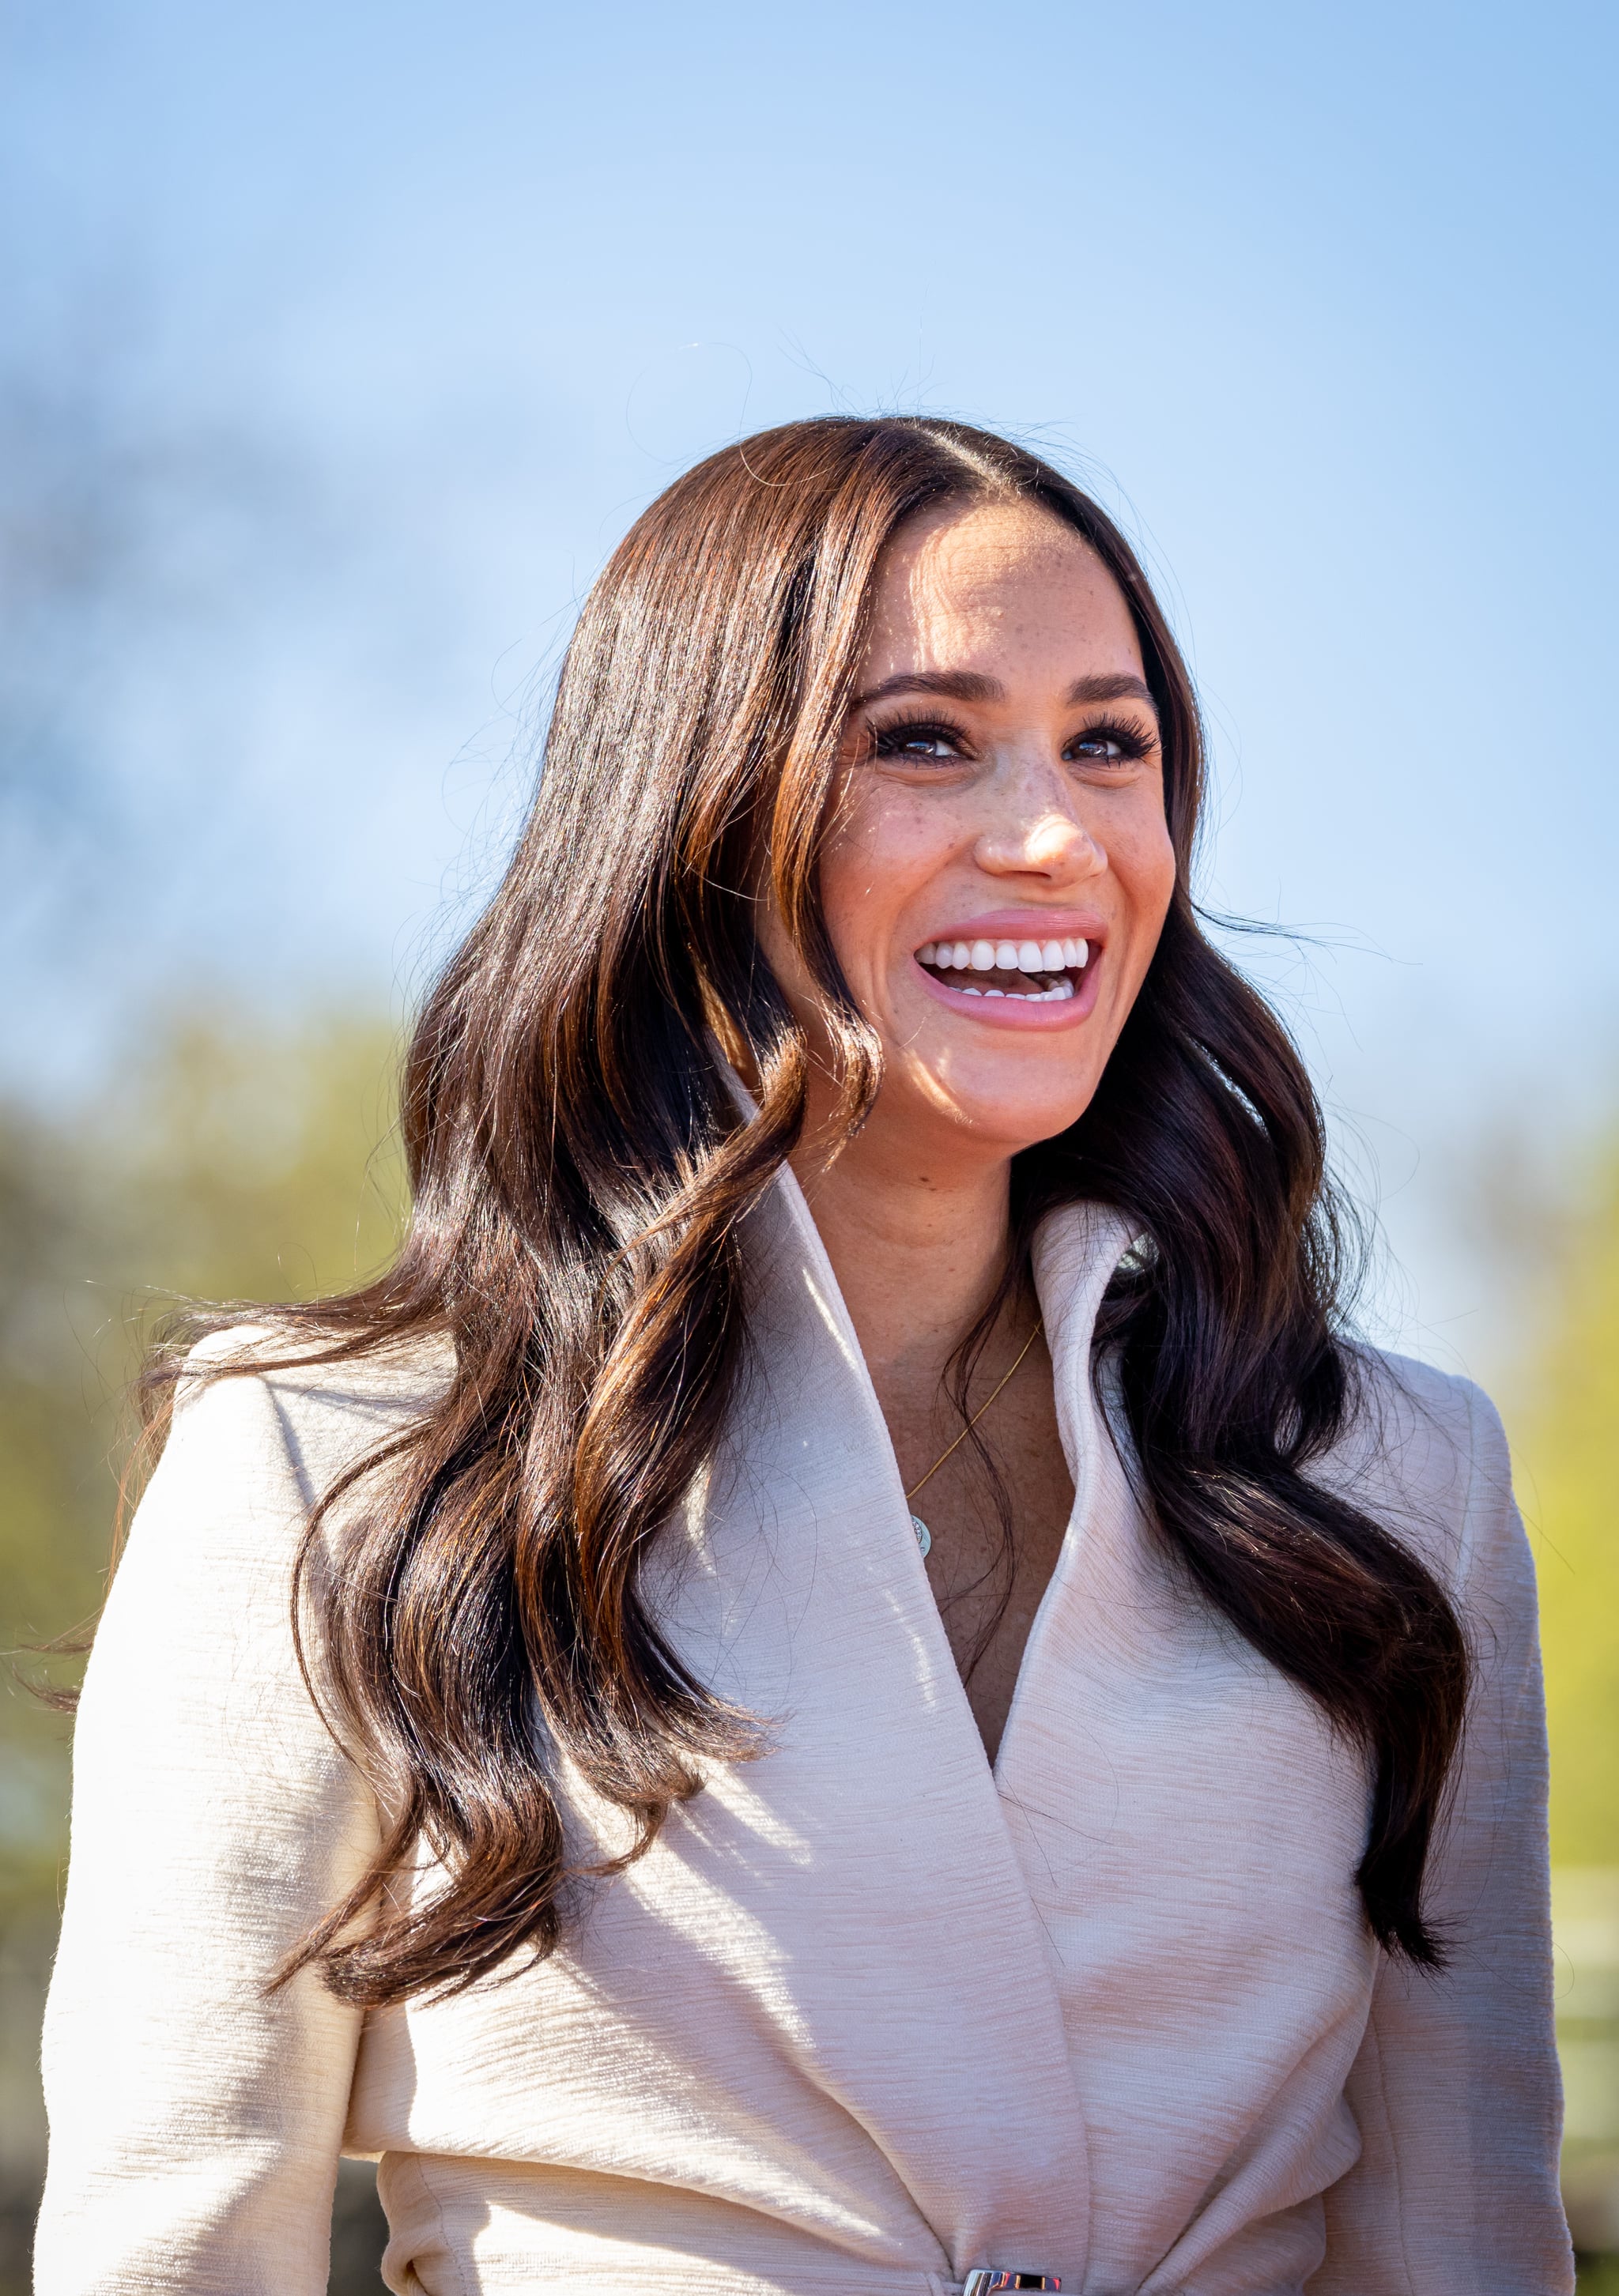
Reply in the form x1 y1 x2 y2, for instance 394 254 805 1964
969 1101 1096 1154
898 1056 1103 1157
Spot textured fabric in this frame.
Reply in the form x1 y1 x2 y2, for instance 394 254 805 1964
36 1174 1572 2295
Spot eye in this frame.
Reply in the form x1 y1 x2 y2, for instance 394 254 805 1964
1064 714 1157 767
870 717 971 762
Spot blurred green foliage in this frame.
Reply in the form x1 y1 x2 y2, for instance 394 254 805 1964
1515 1143 1619 1868
2 1009 406 1862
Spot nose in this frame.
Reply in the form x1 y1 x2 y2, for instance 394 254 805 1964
971 764 1106 884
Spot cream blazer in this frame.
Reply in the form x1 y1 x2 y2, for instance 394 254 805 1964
37 1176 1572 2294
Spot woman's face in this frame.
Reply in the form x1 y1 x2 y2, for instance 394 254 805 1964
768 495 1179 1171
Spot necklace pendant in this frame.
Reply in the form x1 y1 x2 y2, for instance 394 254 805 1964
910 1513 932 1559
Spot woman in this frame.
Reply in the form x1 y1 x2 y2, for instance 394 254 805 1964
38 417 1570 2294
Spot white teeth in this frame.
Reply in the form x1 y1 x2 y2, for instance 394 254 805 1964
925 933 1089 983
986 989 1005 997
960 984 983 995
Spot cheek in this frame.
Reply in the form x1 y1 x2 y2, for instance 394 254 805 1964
1107 809 1178 1000
1119 805 1178 927
817 783 942 962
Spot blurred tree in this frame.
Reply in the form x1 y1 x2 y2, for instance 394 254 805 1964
1514 1140 1619 1868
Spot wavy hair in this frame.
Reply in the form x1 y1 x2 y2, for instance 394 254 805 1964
141 415 1468 2003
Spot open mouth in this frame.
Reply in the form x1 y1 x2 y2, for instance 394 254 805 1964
915 933 1091 1004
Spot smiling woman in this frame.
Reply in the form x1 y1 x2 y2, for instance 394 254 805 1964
36 418 1572 2296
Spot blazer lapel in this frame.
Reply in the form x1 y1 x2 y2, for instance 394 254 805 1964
995 1201 1140 1783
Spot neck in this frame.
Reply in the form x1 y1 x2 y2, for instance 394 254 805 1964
790 1125 1015 1392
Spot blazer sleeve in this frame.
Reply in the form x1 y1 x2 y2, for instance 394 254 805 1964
35 1354 381 2296
1313 1378 1574 2294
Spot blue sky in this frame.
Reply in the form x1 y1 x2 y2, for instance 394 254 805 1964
6 0 1616 1367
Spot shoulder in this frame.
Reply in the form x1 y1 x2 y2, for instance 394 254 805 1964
1321 1345 1526 1618
100 1325 455 1698
172 1321 455 1511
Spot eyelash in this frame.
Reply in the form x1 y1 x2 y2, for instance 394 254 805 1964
868 712 1157 765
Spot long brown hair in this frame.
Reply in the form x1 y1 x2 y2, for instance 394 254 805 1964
142 416 1468 2004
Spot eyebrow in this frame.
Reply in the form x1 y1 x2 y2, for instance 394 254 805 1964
852 669 1158 711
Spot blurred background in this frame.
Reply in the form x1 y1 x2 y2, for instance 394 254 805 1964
2 0 1616 2284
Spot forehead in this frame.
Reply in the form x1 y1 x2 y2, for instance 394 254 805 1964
862 496 1144 684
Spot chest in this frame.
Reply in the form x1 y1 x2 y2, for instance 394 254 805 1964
889 1350 1074 1761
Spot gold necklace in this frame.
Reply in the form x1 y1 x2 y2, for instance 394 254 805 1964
904 1321 1043 1559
